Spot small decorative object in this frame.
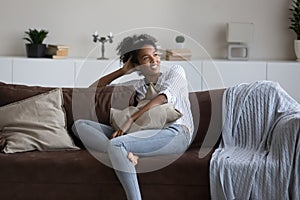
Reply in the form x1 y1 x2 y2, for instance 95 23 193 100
175 35 185 49
23 28 48 58
289 0 300 61
45 44 69 59
92 31 113 60
166 49 192 61
226 22 254 60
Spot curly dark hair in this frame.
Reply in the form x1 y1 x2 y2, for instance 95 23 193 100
116 34 157 64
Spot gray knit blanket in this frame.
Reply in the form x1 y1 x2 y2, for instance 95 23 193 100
210 81 300 200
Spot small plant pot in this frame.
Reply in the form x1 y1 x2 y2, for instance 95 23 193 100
26 44 46 58
175 42 185 49
294 40 300 61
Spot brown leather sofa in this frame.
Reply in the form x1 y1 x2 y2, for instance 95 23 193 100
0 81 224 200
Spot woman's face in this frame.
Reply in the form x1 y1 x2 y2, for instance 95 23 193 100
135 45 161 77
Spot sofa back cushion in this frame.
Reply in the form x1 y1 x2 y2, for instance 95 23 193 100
188 89 225 150
0 82 136 148
0 81 224 151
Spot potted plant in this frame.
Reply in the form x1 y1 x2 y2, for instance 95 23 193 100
289 0 300 61
23 29 49 58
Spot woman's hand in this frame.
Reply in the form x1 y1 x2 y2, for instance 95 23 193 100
111 118 134 139
121 57 136 75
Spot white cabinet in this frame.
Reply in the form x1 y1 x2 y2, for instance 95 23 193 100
267 62 300 103
0 57 299 100
0 57 13 84
75 60 203 91
74 59 139 87
13 58 75 87
74 60 115 87
202 60 267 90
161 61 202 92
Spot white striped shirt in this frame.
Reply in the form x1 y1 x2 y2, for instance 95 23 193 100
118 65 194 144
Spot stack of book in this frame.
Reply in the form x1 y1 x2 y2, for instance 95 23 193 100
46 44 69 59
166 49 192 61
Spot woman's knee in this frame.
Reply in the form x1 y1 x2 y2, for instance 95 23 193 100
72 119 83 129
107 138 129 156
108 138 123 149
72 119 88 135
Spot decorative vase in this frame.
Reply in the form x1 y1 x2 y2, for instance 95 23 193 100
175 42 185 49
26 44 46 58
294 40 300 61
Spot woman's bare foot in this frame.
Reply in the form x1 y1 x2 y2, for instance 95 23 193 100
128 152 139 166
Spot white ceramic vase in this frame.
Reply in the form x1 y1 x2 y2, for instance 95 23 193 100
175 42 185 49
294 40 300 61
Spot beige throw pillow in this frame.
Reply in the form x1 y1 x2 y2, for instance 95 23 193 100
110 83 182 133
0 88 79 153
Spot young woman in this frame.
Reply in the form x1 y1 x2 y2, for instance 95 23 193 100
72 34 194 200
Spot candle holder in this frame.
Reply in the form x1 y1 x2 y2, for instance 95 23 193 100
92 31 113 60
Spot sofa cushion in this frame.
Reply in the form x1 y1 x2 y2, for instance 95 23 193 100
0 135 5 151
0 149 213 188
110 83 182 133
0 88 79 153
188 89 225 150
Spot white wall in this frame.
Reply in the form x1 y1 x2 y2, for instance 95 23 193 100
0 0 295 60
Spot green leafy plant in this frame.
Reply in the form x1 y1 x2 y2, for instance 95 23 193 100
23 29 49 44
289 0 300 39
175 35 185 43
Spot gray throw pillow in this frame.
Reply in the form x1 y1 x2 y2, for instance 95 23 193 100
110 83 182 133
0 88 79 153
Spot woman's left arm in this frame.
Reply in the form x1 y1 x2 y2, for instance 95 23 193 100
111 94 167 138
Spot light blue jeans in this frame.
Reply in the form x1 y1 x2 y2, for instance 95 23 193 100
72 119 190 200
